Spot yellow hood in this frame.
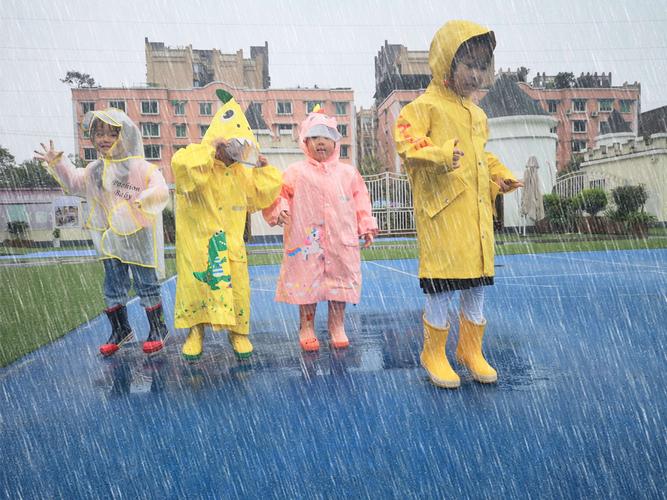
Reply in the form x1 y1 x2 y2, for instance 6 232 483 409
428 20 495 85
202 89 260 154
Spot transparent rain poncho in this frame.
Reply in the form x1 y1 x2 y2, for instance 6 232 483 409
49 108 169 275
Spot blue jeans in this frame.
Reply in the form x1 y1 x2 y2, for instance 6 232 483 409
103 258 162 309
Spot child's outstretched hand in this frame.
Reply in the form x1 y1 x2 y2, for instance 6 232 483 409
256 155 268 167
452 139 464 169
277 209 291 227
497 178 524 193
361 233 374 248
34 140 62 166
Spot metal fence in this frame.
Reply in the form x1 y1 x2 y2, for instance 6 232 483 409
364 172 416 235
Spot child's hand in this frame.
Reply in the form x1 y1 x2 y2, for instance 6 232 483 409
34 140 63 166
211 138 230 162
361 233 374 248
452 139 464 169
256 155 268 167
497 178 524 193
277 209 291 227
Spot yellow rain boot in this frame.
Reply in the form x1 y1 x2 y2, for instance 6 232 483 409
182 324 205 361
420 317 460 389
228 331 253 360
455 316 497 383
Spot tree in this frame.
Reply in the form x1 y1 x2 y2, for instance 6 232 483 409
358 155 383 176
0 158 59 189
517 66 529 83
0 145 16 170
554 72 575 89
575 188 607 216
60 70 96 88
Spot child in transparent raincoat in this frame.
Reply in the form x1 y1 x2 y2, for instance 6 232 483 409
394 20 523 388
35 108 170 356
263 107 377 352
172 89 282 361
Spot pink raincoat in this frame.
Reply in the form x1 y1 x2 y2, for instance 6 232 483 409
264 111 378 305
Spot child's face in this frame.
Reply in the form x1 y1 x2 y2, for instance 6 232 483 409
91 121 120 156
305 136 335 162
449 43 493 97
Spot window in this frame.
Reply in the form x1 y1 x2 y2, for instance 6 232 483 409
173 101 186 115
81 102 95 113
571 140 587 152
199 124 209 137
173 145 186 152
141 100 159 115
340 144 349 158
599 121 611 135
174 123 187 138
598 99 613 112
572 99 586 112
620 100 633 113
199 102 212 116
337 124 348 137
141 123 160 138
306 101 322 113
108 100 126 112
83 148 97 161
144 145 161 160
277 124 293 134
276 101 292 115
572 120 587 133
334 102 348 115
547 100 558 113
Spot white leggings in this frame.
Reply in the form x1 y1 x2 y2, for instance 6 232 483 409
424 286 485 328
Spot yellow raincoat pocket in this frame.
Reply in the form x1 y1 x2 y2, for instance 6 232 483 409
423 174 467 218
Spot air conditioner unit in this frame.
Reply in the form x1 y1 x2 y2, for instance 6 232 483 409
591 111 599 117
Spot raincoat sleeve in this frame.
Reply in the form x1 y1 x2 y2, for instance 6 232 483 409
172 143 216 194
486 151 519 194
136 166 169 215
394 103 456 173
262 167 294 226
352 170 378 236
239 163 283 213
46 153 89 197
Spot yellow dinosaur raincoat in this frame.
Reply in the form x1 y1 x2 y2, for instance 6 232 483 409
394 20 517 283
172 89 282 333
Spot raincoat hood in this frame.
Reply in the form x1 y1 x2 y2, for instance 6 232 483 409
202 89 260 165
82 107 143 161
429 20 495 86
298 107 341 163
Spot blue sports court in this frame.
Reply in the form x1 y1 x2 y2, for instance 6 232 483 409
1 249 666 498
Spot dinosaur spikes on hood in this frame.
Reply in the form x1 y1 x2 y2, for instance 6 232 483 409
202 89 261 166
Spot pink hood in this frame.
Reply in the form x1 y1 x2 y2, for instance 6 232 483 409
298 110 341 164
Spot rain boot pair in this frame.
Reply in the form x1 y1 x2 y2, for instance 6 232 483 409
420 315 497 389
100 303 169 357
297 301 349 352
181 324 253 361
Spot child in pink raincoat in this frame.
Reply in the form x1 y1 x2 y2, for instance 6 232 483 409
264 107 378 351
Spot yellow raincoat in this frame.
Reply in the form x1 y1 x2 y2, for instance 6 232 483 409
394 20 517 283
172 90 282 333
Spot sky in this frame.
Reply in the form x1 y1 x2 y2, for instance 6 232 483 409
1 0 666 162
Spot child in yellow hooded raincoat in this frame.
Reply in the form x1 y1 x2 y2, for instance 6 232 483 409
394 20 523 389
172 89 282 361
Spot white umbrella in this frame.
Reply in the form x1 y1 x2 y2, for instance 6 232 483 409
520 156 545 235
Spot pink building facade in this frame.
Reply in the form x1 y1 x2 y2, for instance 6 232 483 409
72 83 355 183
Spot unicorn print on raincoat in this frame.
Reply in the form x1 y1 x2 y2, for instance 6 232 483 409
263 108 378 305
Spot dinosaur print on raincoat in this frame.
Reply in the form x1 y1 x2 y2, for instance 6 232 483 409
193 231 232 290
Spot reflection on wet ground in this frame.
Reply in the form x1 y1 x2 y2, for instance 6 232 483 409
2 251 666 498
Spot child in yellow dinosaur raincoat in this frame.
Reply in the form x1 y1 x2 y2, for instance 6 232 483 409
172 89 282 361
394 20 523 389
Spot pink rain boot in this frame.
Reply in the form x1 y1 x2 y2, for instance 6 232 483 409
328 301 349 349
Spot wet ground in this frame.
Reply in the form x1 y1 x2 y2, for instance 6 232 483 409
1 250 666 498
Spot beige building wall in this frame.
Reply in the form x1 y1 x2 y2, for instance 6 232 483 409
580 134 667 221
